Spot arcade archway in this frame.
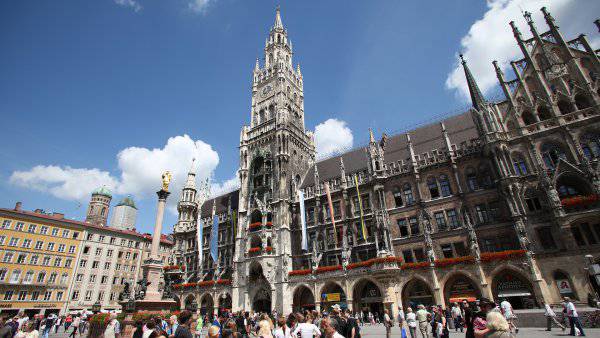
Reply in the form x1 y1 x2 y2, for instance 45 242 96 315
320 282 347 311
492 269 536 309
218 293 232 315
249 261 272 313
402 278 434 309
199 294 213 315
183 294 197 311
293 285 315 312
353 279 384 319
443 274 481 305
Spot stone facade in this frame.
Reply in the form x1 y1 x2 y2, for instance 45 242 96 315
171 7 600 317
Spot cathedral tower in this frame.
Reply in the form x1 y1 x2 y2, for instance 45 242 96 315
85 186 112 226
234 7 315 313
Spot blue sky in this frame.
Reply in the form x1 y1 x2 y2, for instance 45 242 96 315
1 0 597 234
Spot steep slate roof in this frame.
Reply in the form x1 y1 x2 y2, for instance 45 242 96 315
301 111 478 188
200 190 240 218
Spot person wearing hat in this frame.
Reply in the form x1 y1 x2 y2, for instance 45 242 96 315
329 305 346 335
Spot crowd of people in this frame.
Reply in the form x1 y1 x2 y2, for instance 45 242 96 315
0 312 90 338
0 296 588 338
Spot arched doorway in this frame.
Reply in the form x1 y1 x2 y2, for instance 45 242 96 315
402 278 434 309
320 282 347 311
293 285 315 312
218 293 232 315
353 279 384 321
492 270 536 309
249 262 272 313
200 293 214 316
184 294 197 311
444 274 481 305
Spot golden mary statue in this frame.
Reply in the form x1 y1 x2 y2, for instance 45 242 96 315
161 171 172 191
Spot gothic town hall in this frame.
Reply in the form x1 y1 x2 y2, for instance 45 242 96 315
170 7 600 317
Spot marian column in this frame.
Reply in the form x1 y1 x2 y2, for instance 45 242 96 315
143 171 172 301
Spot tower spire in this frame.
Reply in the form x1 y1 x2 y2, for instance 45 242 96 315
274 5 283 30
460 54 487 111
184 158 197 189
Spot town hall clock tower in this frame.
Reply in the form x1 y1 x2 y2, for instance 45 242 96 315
232 7 315 313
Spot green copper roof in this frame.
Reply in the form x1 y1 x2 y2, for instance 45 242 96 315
116 196 137 209
92 186 112 198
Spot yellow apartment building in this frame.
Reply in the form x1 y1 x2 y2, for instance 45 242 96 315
0 203 84 317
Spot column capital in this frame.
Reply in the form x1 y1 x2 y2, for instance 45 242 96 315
157 189 171 201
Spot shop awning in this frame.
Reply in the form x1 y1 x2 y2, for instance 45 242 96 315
498 291 531 297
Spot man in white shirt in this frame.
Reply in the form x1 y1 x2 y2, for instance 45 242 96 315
451 302 463 333
292 314 321 338
499 299 517 333
383 309 392 338
542 300 565 331
397 307 405 328
564 297 585 336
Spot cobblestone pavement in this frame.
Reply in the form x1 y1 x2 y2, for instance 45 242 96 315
48 325 600 337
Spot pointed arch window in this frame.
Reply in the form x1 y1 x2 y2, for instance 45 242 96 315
522 111 536 125
512 153 528 175
557 100 573 115
580 133 600 160
575 94 591 110
541 144 567 170
402 183 414 205
427 177 440 199
524 189 542 212
439 174 452 197
537 106 551 121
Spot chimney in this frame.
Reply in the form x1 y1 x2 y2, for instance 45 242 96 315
14 202 22 211
51 212 65 219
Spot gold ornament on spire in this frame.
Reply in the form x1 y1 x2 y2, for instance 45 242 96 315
161 171 172 191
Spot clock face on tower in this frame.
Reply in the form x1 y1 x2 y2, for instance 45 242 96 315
261 85 272 98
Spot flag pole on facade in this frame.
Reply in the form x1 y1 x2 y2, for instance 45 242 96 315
324 182 338 245
298 189 308 251
354 174 367 240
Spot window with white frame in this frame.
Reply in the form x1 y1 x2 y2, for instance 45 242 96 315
51 228 58 236
37 271 46 283
68 245 76 254
27 224 36 233
43 291 52 301
8 238 18 247
31 291 39 301
47 243 55 251
23 271 34 284
84 290 92 301
53 257 62 267
30 255 39 265
56 291 64 301
3 252 13 263
21 239 32 248
9 270 21 283
71 291 79 300
14 222 24 231
0 269 7 281
76 274 83 282
4 291 13 301
42 256 51 266
1 220 11 229
58 244 65 252
35 241 43 250
40 226 48 235
48 272 57 284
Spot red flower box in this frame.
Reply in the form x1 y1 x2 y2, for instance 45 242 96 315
315 265 342 274
347 257 403 270
163 265 185 271
400 262 430 270
248 247 261 253
265 246 273 252
561 194 599 207
198 280 216 287
289 269 312 276
434 256 475 268
249 222 263 230
265 222 273 227
217 279 232 285
480 249 526 262
173 282 198 289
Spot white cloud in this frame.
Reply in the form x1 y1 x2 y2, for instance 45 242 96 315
210 175 240 197
314 118 354 159
10 166 118 202
188 0 212 14
446 0 600 101
114 0 142 12
9 134 228 215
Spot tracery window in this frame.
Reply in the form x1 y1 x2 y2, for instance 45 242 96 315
541 144 567 170
580 133 600 160
512 153 528 175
